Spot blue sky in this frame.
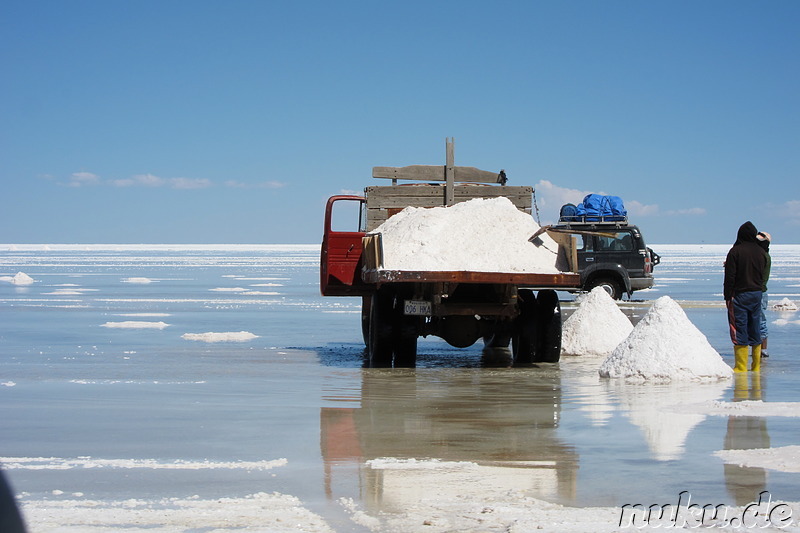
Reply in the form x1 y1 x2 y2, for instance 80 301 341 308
2 1 798 244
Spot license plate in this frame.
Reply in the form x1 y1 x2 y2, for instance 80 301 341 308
404 300 432 316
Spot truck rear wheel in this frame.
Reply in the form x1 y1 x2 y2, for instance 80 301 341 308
512 289 538 364
367 288 418 367
535 289 562 363
368 290 394 366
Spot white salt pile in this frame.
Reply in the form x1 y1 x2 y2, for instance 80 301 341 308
0 272 34 285
372 197 564 273
561 287 633 356
772 297 798 311
598 296 733 382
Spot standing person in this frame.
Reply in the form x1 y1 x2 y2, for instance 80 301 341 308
724 221 767 372
757 231 771 357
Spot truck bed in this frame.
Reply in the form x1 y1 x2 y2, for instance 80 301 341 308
360 232 580 288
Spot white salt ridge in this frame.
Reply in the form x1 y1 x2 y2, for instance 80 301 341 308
0 272 34 285
561 287 633 356
101 321 170 329
714 445 800 473
373 197 563 273
122 277 155 284
182 331 259 342
1 456 287 471
599 296 733 382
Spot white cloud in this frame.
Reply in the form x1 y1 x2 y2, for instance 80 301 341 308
111 173 165 187
68 172 101 187
532 179 592 211
58 170 214 190
627 200 661 216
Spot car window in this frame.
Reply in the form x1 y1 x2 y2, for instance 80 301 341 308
596 232 634 252
574 234 593 252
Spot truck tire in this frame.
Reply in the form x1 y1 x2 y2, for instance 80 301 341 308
368 290 394 366
361 296 371 347
367 288 418 367
587 277 623 300
512 289 538 364
393 318 418 367
534 289 562 363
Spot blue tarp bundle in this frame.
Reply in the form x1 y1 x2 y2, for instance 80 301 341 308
569 194 627 222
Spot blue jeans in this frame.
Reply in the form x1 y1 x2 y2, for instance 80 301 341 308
727 291 763 346
760 291 769 340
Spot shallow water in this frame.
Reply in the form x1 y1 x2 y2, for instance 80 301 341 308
1 244 799 529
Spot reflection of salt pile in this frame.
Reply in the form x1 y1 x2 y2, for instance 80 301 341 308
599 296 733 382
772 297 798 311
372 197 563 273
562 287 633 356
615 381 730 461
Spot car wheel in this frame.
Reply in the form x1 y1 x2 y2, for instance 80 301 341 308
587 277 623 300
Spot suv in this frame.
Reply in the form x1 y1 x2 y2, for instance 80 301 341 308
553 220 659 300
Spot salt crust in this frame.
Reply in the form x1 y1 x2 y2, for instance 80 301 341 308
101 321 170 329
372 197 563 273
561 287 633 356
181 331 259 342
1 456 287 470
599 296 733 381
714 445 800 473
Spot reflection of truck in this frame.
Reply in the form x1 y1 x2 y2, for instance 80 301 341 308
319 368 579 509
320 141 581 366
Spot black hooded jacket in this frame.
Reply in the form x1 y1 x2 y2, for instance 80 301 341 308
724 221 767 300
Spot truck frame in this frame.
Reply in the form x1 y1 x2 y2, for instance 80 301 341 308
320 140 581 367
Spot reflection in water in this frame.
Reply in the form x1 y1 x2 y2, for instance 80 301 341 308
724 372 770 505
320 365 579 513
609 380 730 461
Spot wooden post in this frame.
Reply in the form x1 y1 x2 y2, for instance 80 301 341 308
445 137 455 206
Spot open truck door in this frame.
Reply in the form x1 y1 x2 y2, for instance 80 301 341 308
320 195 371 297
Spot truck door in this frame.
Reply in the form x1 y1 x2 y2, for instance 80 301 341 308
320 195 371 296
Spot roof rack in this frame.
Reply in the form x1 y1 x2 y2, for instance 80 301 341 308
556 216 629 228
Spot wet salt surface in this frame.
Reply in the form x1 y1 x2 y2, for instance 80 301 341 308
1 244 800 531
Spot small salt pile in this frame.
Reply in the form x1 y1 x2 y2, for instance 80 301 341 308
772 297 798 311
561 287 633 356
599 296 733 382
0 272 35 285
372 197 563 273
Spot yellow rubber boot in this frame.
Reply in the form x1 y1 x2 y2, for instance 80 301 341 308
750 344 762 372
733 345 749 373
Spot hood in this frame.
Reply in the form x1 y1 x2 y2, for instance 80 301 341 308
735 221 758 245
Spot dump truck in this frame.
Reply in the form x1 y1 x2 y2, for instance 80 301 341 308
320 140 581 366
